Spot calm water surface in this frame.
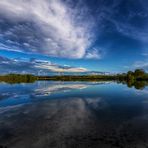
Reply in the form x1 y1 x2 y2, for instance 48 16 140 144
0 81 148 148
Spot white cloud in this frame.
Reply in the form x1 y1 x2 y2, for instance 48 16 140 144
34 60 88 73
0 0 95 59
133 61 148 71
0 56 88 74
85 48 103 59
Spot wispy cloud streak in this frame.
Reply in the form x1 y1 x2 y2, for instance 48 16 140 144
0 56 88 74
0 0 98 59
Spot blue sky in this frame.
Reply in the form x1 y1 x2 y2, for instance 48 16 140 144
0 0 148 74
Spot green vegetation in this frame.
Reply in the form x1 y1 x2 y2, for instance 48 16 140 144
125 69 148 89
38 75 118 81
0 74 37 84
38 69 148 81
0 69 147 89
37 69 148 90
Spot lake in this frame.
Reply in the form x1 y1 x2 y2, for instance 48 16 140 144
0 81 148 148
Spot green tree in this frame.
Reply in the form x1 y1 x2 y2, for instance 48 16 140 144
134 69 145 78
127 71 135 82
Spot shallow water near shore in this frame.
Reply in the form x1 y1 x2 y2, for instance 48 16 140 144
0 81 148 148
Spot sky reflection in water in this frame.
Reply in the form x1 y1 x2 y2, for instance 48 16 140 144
0 81 148 148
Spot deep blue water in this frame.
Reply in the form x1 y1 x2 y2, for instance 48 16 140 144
0 81 148 148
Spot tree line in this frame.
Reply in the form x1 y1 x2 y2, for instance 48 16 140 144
0 74 37 84
0 69 147 85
